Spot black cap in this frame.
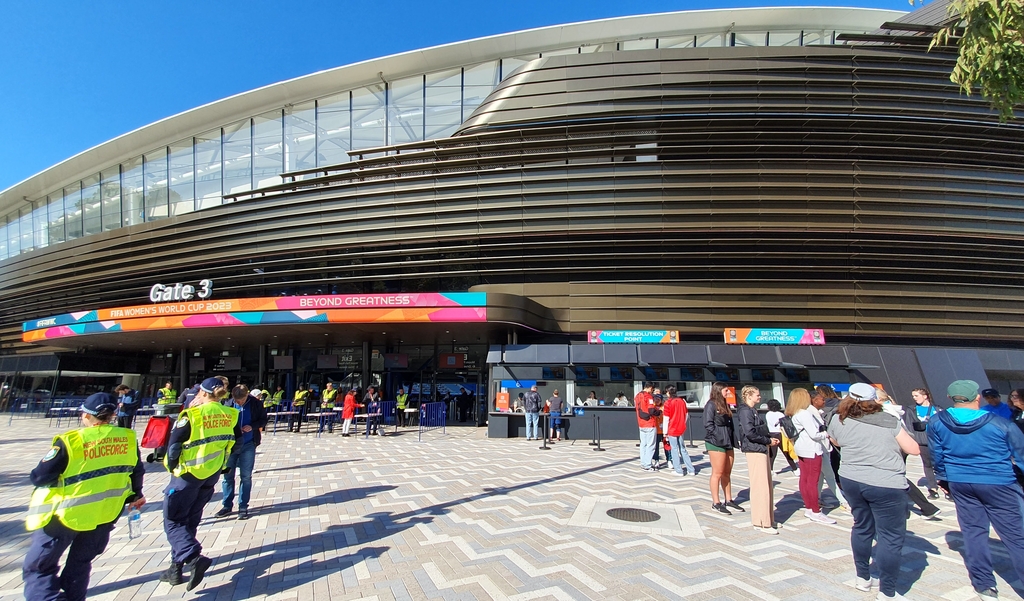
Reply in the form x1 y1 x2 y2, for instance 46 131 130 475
80 393 117 416
981 388 1000 398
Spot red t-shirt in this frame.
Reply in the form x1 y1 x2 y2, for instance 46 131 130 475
635 391 657 428
662 396 689 437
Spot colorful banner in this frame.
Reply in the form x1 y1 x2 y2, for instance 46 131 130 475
23 293 486 342
588 330 679 344
723 328 826 345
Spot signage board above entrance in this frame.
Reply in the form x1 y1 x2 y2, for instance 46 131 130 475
588 330 679 344
22 292 486 342
724 328 825 345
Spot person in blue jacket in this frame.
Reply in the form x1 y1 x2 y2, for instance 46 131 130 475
928 379 1024 600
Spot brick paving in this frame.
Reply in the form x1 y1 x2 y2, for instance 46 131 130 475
0 415 1021 600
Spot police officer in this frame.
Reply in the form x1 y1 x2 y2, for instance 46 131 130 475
23 393 146 601
160 377 240 591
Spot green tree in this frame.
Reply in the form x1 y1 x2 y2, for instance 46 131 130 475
931 0 1024 121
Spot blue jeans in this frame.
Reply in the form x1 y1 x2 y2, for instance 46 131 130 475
949 481 1024 592
639 427 657 469
221 442 257 511
840 477 908 597
525 412 540 439
667 434 696 474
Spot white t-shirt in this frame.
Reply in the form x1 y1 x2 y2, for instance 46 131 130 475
765 410 785 434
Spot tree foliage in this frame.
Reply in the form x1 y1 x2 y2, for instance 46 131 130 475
931 0 1024 121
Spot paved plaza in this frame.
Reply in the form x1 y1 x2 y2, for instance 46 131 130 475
0 417 1021 601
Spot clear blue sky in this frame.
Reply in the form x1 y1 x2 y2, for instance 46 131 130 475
0 0 909 191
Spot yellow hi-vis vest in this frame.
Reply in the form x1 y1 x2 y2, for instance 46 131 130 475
293 390 309 406
27 425 137 532
167 402 238 480
321 388 338 408
158 388 178 405
396 393 408 410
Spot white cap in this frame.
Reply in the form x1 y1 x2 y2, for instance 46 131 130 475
848 382 878 401
249 389 263 398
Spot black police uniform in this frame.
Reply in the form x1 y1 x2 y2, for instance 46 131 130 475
23 437 144 601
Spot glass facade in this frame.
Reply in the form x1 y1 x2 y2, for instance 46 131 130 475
0 26 856 261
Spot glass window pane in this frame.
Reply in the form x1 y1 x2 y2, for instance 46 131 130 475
317 91 351 167
5 215 17 256
734 32 765 47
168 139 194 216
253 111 282 189
195 129 222 209
19 207 33 252
144 149 169 221
768 31 802 46
0 221 8 260
578 43 616 54
802 31 829 45
621 39 657 50
697 33 725 47
64 183 83 239
223 119 252 198
388 75 424 145
463 61 499 118
659 36 695 49
48 193 65 244
285 101 317 173
101 167 121 231
33 200 48 248
121 157 144 226
82 174 102 235
351 84 386 152
426 68 462 139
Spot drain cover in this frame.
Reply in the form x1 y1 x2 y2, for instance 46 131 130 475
606 507 661 523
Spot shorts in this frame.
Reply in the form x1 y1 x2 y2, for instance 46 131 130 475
705 442 729 453
550 411 561 426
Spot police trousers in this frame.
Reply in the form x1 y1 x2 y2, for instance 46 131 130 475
23 518 115 601
164 473 218 564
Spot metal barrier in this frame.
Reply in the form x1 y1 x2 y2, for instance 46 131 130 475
418 402 446 441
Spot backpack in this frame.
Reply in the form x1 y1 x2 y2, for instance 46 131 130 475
778 415 800 440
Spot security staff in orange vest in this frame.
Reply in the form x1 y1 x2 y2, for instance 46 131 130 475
160 377 240 591
22 393 146 601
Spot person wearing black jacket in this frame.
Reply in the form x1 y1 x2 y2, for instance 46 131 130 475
704 382 742 514
737 386 780 534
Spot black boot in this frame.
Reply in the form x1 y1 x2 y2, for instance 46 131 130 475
185 554 213 591
159 561 184 585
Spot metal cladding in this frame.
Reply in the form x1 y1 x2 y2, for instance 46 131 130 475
2 43 1024 353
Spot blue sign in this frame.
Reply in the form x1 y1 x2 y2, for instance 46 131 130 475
588 330 679 344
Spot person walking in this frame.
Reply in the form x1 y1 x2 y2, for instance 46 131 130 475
663 386 697 476
928 380 1024 600
736 386 779 534
636 382 659 471
160 377 240 591
704 382 742 514
22 393 146 601
524 385 542 441
828 386 921 601
216 385 267 520
547 390 564 442
910 387 941 498
786 388 836 524
114 384 140 429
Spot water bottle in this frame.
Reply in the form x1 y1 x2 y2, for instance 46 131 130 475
128 508 143 540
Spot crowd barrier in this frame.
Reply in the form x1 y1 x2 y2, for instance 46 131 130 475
418 402 446 441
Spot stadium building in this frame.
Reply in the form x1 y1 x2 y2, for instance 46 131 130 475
2 3 1023 434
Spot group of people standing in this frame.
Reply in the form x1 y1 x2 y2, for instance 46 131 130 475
691 379 1024 601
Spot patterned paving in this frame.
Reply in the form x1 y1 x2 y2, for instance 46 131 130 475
0 417 1021 600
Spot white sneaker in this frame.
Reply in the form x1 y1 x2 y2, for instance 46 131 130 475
754 525 779 535
808 511 837 524
856 577 879 591
803 509 814 518
876 592 908 600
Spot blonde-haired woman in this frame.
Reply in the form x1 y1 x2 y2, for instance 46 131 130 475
736 385 779 534
786 388 836 524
